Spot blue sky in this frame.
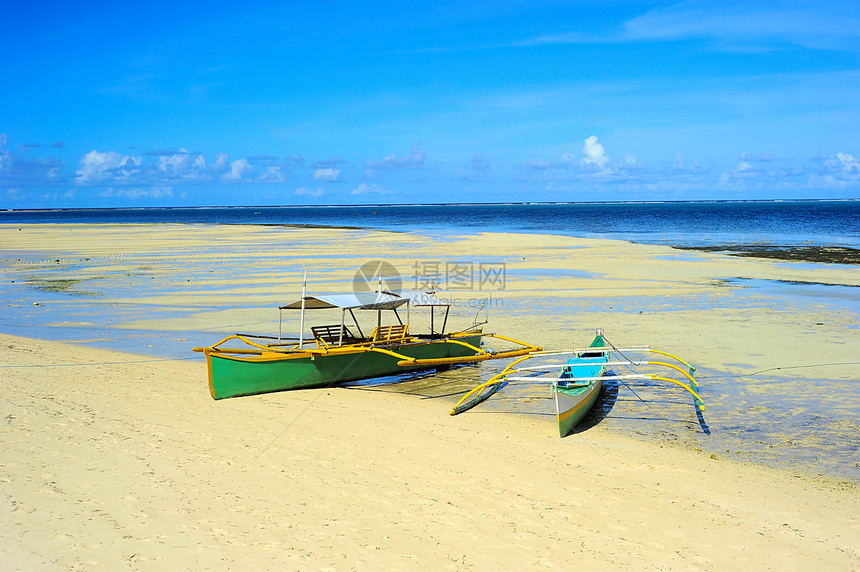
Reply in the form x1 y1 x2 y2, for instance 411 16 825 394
2 1 858 207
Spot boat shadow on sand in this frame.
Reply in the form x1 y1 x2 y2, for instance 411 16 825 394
568 375 710 436
576 374 711 435
567 374 621 434
346 366 710 436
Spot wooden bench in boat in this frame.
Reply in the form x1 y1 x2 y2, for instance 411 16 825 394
311 324 362 347
369 324 409 343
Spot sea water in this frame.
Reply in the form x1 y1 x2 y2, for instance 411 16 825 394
3 200 859 248
2 200 859 481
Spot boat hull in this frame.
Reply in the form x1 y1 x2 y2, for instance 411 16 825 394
555 336 609 436
555 377 604 437
204 334 483 399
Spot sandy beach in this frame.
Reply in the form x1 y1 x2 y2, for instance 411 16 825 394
1 223 859 569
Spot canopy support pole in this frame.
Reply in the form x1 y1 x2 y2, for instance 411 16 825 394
298 270 307 349
349 309 364 339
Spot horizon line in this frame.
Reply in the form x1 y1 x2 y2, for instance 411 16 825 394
4 197 859 213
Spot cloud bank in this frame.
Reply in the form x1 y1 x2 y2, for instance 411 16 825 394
1 132 857 204
74 148 291 186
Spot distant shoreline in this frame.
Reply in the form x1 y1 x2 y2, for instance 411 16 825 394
674 244 860 265
4 197 860 213
4 200 858 257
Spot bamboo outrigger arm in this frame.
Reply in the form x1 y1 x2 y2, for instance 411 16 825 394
449 353 535 415
650 375 705 411
648 349 696 373
530 346 696 375
449 344 706 416
394 334 541 367
396 346 537 367
194 334 316 358
194 333 542 366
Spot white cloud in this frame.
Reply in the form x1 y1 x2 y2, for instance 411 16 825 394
295 186 325 197
522 143 713 194
72 148 293 187
581 135 609 169
0 151 65 186
621 153 641 168
221 158 253 182
157 148 205 180
806 152 860 189
257 166 286 183
351 182 390 195
76 150 142 185
314 168 341 182
827 152 860 176
99 186 174 199
719 152 811 189
213 152 230 171
365 143 426 172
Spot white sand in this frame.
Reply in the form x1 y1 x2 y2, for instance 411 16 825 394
1 334 857 570
1 223 858 569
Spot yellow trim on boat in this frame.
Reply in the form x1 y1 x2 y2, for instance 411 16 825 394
400 346 538 367
435 338 484 353
397 332 540 367
556 379 602 423
364 347 414 361
484 332 536 346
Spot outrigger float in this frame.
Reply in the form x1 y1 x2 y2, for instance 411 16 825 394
193 285 540 400
450 330 705 437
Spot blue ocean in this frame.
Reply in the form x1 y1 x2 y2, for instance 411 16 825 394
3 200 859 249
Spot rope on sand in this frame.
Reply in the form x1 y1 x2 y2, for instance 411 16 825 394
742 362 860 377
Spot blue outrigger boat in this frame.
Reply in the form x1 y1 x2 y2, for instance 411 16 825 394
451 331 705 437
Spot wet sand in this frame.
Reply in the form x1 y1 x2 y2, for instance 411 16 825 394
1 223 859 569
675 244 860 266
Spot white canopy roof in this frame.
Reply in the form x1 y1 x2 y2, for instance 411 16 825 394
280 292 403 310
394 290 447 306
279 290 447 310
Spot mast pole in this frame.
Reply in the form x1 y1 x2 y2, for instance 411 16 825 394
377 272 382 332
298 270 307 349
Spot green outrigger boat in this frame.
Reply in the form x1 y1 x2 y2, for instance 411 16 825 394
451 330 705 437
194 289 540 399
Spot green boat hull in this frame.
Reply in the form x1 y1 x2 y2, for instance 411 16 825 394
555 378 604 437
205 334 483 399
555 332 608 437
